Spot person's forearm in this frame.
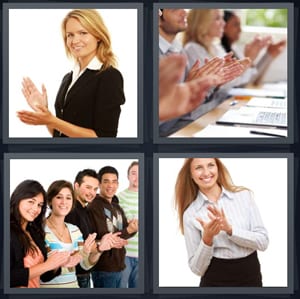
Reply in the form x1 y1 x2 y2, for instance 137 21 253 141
80 251 101 270
46 125 54 136
88 252 102 265
28 261 58 280
228 226 269 251
189 239 213 277
49 116 98 137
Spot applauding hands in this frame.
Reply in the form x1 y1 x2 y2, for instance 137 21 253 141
21 77 48 111
197 204 232 246
186 52 251 87
96 232 128 253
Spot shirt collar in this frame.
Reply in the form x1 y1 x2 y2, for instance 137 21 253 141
73 56 103 76
97 194 119 204
159 35 182 55
193 187 233 210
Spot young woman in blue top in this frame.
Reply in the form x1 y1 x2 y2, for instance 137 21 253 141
41 180 100 288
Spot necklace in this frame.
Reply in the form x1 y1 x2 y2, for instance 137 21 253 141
47 218 66 240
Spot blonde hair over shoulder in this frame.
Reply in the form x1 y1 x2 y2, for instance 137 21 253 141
183 9 218 55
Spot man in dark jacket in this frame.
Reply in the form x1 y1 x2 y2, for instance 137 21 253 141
88 166 138 288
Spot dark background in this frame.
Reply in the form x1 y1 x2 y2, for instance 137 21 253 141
0 0 299 298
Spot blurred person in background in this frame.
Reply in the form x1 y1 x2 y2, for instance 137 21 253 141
221 10 286 85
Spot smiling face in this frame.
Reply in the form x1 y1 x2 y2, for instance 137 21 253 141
207 9 225 39
190 158 219 192
65 17 99 68
128 164 139 191
19 193 44 224
50 187 73 217
99 173 119 202
159 9 187 41
75 175 99 205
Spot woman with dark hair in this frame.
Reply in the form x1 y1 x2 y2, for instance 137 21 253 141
40 180 101 288
221 10 286 85
175 158 269 287
10 180 70 288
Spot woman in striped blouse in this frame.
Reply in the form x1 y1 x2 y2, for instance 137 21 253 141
40 180 101 288
175 158 269 287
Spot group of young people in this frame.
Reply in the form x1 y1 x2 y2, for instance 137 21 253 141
159 9 286 135
10 162 139 288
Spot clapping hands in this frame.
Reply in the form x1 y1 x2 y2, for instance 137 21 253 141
186 52 251 87
21 77 48 111
96 232 128 252
196 204 232 246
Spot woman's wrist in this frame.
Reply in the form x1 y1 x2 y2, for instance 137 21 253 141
202 233 213 246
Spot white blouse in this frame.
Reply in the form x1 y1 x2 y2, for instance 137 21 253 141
183 188 269 277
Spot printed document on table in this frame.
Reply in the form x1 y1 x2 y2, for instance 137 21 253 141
246 97 287 109
216 106 287 128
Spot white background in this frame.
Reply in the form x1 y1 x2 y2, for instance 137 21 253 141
9 158 138 195
8 9 138 138
158 157 288 287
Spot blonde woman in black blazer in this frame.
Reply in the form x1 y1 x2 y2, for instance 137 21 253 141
18 9 125 138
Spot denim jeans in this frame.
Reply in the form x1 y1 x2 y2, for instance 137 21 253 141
91 270 122 288
120 256 139 288
76 274 91 288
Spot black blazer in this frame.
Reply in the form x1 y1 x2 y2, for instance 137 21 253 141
53 66 125 137
10 224 61 287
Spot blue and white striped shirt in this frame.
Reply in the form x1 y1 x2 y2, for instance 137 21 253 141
40 223 87 287
183 188 269 277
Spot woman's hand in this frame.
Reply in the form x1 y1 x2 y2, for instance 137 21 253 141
185 57 224 81
17 104 54 126
216 59 245 86
214 53 251 86
207 205 232 235
62 251 82 268
267 39 287 58
244 35 272 62
45 250 71 269
196 216 221 246
21 77 48 111
83 233 97 255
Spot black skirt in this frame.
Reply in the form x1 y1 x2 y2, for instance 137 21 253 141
200 251 262 287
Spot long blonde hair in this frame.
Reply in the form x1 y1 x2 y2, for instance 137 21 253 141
61 9 117 70
175 158 249 234
182 9 217 55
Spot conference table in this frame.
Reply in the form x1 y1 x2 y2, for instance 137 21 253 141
170 90 288 139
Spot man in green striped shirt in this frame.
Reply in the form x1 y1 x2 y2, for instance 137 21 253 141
118 161 139 288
